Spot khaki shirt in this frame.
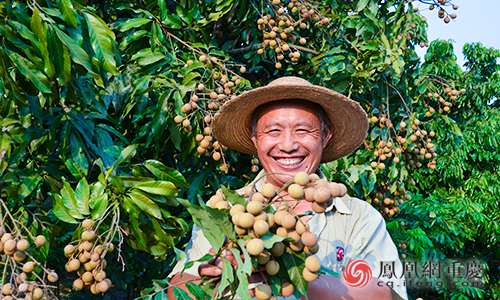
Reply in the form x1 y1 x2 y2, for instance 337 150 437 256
171 171 407 300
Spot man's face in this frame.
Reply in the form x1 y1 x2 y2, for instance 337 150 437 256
251 101 333 189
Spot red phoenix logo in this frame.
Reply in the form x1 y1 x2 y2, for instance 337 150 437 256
343 260 372 288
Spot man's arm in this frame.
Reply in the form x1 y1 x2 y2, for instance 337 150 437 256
167 272 201 299
304 275 392 300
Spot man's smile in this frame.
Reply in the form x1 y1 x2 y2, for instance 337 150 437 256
273 156 306 167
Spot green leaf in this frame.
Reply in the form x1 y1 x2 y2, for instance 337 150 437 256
75 178 90 215
135 181 178 197
220 185 246 206
52 25 95 74
56 0 78 28
178 198 235 252
153 291 168 300
89 181 105 208
5 49 51 93
260 232 290 249
119 18 152 31
283 250 308 296
143 160 189 188
150 243 168 256
52 193 78 224
218 258 234 296
61 182 84 219
128 189 162 219
151 218 174 248
173 287 192 300
356 0 371 11
49 28 71 85
106 144 137 179
185 282 210 300
229 247 252 300
91 194 109 220
84 12 117 75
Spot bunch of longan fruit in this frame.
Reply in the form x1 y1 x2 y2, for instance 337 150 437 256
173 56 247 172
208 171 346 299
255 0 330 69
0 228 57 300
63 219 114 295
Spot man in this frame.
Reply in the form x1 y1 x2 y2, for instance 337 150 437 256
168 77 407 299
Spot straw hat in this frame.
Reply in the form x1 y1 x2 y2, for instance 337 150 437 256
211 76 368 163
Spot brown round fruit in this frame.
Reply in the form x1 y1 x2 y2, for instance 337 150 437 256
294 171 310 186
281 214 297 229
301 232 318 248
82 271 94 283
230 204 245 217
305 256 321 272
34 235 46 247
288 184 304 199
13 250 27 262
255 284 272 300
98 281 110 293
1 233 13 243
2 283 14 295
274 211 289 226
265 260 280 275
313 187 331 203
68 259 81 272
304 187 316 202
247 201 263 216
246 238 265 256
261 183 276 198
257 250 270 265
281 280 294 297
253 220 270 237
48 272 59 282
304 243 319 255
73 279 84 291
239 213 255 229
302 268 318 282
23 261 36 273
270 242 285 257
17 239 29 251
82 219 94 229
295 220 309 235
311 201 327 213
32 287 43 300
4 239 16 252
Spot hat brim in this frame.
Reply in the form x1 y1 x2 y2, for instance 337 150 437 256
212 83 368 163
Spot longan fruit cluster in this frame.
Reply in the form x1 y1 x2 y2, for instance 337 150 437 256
369 115 439 173
256 0 329 69
412 0 458 24
208 172 348 299
0 228 57 300
426 85 465 114
173 55 247 172
371 184 411 218
63 219 114 295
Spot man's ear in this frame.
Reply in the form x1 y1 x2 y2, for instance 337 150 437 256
323 124 333 148
251 132 258 148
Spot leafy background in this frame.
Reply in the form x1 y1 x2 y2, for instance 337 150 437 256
0 0 499 299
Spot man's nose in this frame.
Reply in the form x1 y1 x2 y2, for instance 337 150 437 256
277 131 299 152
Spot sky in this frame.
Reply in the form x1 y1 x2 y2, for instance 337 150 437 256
413 0 500 69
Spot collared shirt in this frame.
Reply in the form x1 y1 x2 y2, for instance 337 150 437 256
170 171 408 300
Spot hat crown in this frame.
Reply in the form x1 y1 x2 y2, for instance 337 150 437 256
267 76 313 87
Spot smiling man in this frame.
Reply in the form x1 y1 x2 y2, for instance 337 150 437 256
168 77 407 300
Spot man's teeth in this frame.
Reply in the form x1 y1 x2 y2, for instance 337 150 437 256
275 158 303 165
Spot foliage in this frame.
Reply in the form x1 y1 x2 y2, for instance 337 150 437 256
0 0 498 299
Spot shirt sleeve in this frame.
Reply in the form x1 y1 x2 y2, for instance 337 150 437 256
342 197 408 300
169 224 211 277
